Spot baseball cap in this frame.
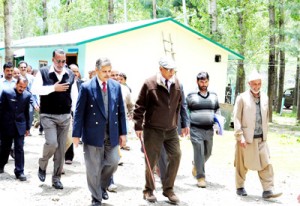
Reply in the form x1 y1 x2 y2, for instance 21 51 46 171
159 56 176 69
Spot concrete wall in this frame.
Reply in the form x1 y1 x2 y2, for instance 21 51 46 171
84 21 229 102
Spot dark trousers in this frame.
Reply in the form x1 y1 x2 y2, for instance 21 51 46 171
143 127 181 195
158 146 168 183
65 143 74 161
0 133 25 176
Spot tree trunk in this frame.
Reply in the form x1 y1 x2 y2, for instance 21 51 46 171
42 0 48 35
124 0 127 22
152 0 156 19
268 0 276 122
276 0 285 113
64 0 72 32
182 0 188 25
296 56 300 121
108 0 114 24
209 0 218 35
274 47 279 109
4 0 13 63
294 56 299 109
234 0 245 100
19 0 26 39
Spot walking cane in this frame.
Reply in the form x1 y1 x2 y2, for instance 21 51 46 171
139 136 156 190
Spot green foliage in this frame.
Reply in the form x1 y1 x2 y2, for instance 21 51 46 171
274 110 297 118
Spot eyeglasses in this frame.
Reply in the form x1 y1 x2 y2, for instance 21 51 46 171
162 67 176 73
54 59 66 64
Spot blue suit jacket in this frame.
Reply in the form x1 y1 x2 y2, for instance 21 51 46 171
0 88 31 136
72 77 127 147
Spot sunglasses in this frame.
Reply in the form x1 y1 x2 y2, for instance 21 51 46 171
54 59 66 64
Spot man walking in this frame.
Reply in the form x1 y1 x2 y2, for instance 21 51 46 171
64 64 83 165
72 57 127 206
0 76 31 181
234 70 282 199
133 56 184 204
31 49 75 189
186 72 220 188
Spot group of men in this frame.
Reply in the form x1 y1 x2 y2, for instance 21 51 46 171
0 48 282 206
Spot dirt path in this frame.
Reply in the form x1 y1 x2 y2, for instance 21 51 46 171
0 127 299 206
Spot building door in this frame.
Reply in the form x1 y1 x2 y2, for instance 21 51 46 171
66 53 78 66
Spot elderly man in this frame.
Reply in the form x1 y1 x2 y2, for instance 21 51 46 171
234 70 282 199
72 57 127 206
133 56 188 204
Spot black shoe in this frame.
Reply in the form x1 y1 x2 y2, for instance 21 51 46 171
38 167 46 182
262 190 282 199
102 188 109 200
16 173 27 181
92 196 102 206
236 187 247 196
52 181 64 189
0 168 4 174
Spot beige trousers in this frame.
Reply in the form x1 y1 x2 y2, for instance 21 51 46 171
234 139 274 191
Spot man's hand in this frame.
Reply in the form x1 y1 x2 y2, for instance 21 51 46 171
239 136 247 148
54 81 70 92
73 137 80 147
181 127 190 137
119 135 126 147
34 105 40 112
135 130 143 140
25 130 29 137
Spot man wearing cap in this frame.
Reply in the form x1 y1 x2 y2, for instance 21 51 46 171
133 56 188 204
234 70 282 199
186 71 220 188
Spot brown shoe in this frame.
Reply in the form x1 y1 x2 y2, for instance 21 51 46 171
163 192 180 204
143 191 157 202
262 190 282 199
192 166 197 177
197 177 206 188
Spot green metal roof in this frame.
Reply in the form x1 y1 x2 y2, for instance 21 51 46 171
2 18 243 60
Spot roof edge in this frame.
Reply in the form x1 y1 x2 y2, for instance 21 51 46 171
170 19 244 60
77 18 172 45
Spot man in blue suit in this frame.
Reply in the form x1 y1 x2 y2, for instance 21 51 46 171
0 76 31 181
72 57 127 206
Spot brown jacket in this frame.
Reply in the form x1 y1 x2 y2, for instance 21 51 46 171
133 74 182 131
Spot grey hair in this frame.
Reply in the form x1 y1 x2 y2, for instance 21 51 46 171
53 49 66 57
95 58 111 70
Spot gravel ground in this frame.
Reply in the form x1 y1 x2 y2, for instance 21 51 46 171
0 127 299 206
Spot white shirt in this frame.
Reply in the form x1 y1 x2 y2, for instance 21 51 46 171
31 65 68 96
71 79 79 112
159 73 175 91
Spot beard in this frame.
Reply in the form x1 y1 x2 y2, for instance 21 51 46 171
250 88 260 94
199 86 207 92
